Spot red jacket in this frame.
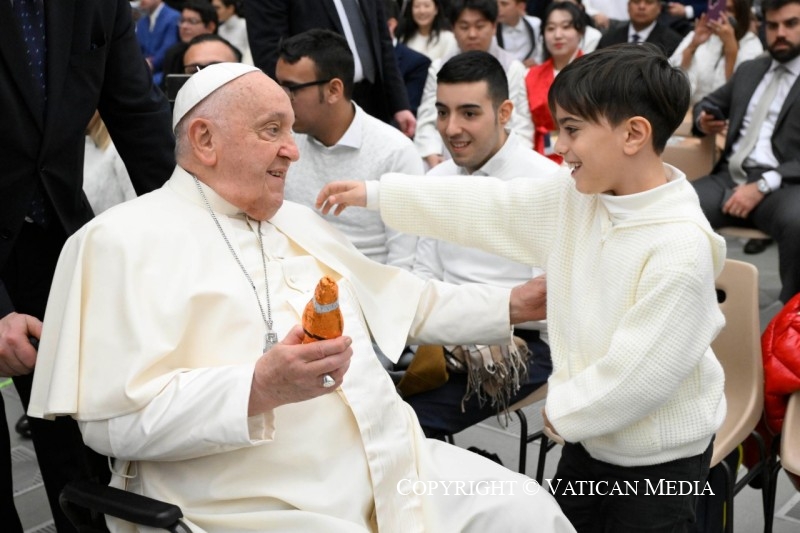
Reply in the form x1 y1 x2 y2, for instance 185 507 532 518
761 292 800 435
524 51 583 165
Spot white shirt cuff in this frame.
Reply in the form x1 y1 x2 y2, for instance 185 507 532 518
366 180 380 211
762 170 782 191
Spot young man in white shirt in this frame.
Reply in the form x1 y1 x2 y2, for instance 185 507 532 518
405 51 559 439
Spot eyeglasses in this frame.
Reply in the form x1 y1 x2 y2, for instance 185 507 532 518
179 17 204 25
184 61 225 74
279 79 332 101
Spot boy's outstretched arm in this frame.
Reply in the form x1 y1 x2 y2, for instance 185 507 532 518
316 181 368 216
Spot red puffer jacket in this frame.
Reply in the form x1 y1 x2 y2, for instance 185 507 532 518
761 292 800 435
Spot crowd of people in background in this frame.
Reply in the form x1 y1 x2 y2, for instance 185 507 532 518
2 0 799 532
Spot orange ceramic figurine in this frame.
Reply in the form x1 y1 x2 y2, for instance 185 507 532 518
302 276 344 344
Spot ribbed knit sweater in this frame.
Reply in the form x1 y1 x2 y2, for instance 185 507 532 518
375 165 728 466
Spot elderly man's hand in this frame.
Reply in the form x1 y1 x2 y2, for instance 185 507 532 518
316 181 367 216
509 275 547 325
248 325 353 415
0 312 41 376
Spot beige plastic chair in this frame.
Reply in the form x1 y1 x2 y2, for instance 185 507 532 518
708 259 769 533
711 259 763 466
781 391 800 476
717 227 771 241
536 260 766 530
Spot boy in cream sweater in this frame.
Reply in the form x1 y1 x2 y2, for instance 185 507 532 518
317 43 727 532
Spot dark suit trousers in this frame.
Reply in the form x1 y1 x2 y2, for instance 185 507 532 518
1 221 109 533
693 165 800 303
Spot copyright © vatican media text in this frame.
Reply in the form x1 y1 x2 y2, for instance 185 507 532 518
396 478 714 497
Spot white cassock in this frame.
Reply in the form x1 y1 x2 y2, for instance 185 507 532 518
28 167 574 533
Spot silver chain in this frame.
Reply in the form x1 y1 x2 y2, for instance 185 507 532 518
192 176 276 349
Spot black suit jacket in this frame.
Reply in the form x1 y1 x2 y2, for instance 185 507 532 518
0 0 175 317
597 23 683 56
245 0 410 121
394 42 431 116
693 56 800 182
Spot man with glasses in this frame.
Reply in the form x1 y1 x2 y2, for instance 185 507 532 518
161 0 219 87
597 0 683 55
183 34 243 74
277 30 422 271
246 0 417 137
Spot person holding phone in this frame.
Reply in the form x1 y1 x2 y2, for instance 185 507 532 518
691 0 800 305
669 0 763 105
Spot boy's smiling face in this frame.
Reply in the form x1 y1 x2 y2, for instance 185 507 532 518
553 104 627 195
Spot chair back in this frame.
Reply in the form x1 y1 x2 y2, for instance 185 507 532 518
711 259 764 466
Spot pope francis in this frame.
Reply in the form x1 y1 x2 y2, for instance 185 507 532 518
27 63 574 532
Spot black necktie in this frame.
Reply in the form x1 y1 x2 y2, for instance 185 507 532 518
631 34 641 44
15 0 49 227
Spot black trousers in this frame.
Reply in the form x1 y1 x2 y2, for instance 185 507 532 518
552 440 714 533
1 221 109 532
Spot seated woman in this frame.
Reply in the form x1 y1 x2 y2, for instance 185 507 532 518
525 1 586 163
669 0 763 106
396 0 458 61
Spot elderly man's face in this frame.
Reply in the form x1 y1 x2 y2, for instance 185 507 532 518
210 73 300 220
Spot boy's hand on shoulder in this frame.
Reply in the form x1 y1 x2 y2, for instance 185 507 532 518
316 181 367 216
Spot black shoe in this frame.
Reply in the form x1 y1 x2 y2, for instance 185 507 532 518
743 238 773 255
15 414 32 439
467 446 504 465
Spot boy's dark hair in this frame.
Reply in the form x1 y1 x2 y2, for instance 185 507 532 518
436 51 509 109
449 0 498 26
185 33 243 63
278 29 355 100
549 43 689 154
541 2 587 62
184 0 219 29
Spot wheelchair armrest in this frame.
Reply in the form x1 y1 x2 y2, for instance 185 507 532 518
60 479 184 530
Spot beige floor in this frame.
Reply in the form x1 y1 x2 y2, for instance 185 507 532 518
4 235 799 532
